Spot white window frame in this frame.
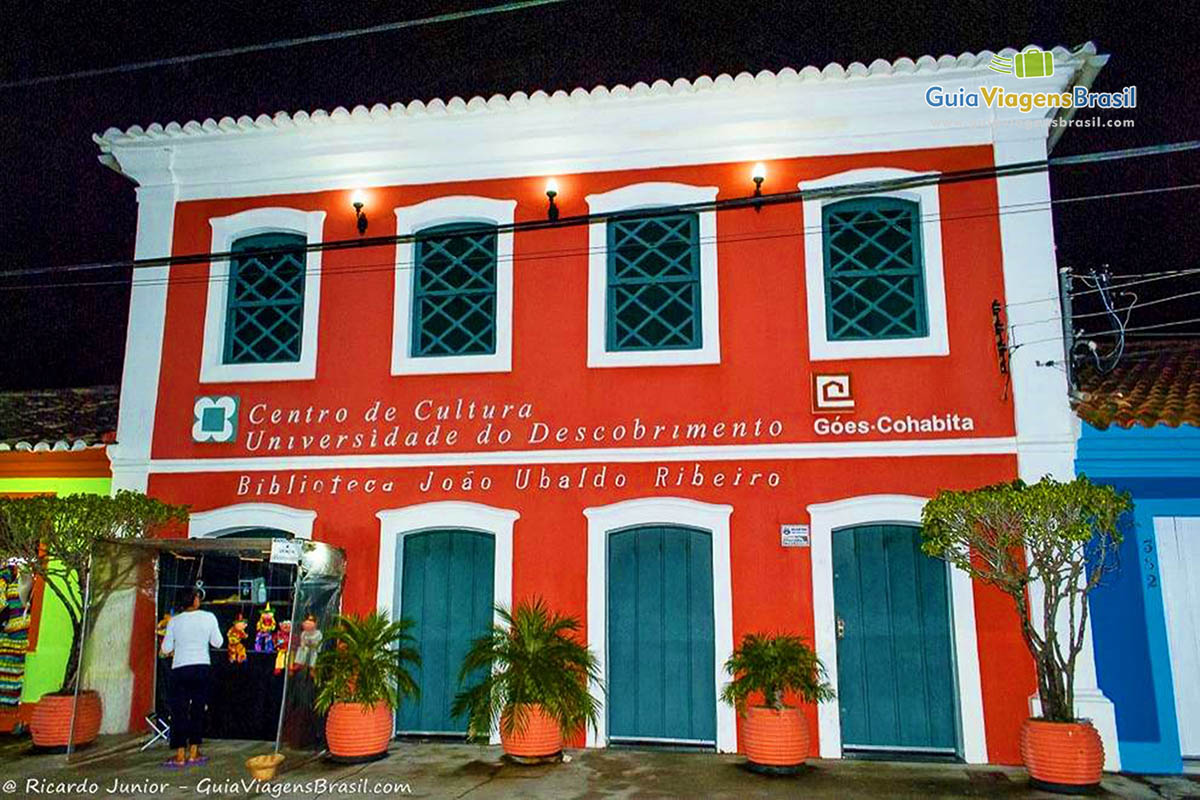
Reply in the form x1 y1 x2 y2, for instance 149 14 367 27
585 182 721 368
801 167 949 360
806 494 987 763
188 501 316 539
391 196 517 375
583 496 736 752
200 207 326 383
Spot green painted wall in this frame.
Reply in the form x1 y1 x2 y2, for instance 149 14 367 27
0 476 109 702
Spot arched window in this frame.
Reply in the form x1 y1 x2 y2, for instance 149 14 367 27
412 223 499 357
224 232 308 364
201 207 325 382
822 196 927 341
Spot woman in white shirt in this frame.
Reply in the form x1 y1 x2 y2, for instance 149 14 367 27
159 588 223 767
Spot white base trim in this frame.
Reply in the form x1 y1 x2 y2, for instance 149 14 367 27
375 502 519 744
132 436 1019 475
807 494 987 763
583 497 736 753
187 502 316 539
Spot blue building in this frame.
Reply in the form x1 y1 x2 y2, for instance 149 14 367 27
1078 341 1200 774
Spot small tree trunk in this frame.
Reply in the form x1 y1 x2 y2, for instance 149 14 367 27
61 619 83 694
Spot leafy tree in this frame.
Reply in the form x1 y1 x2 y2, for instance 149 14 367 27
452 598 601 739
721 633 834 713
0 491 188 694
921 476 1130 722
313 610 420 713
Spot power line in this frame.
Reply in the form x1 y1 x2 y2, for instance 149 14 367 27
3 140 1199 284
6 180 1200 293
1004 266 1200 312
1019 313 1200 349
1071 287 1200 321
0 0 571 90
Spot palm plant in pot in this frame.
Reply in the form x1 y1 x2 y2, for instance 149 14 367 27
314 611 419 763
721 633 834 771
0 492 187 750
921 476 1130 793
452 598 600 762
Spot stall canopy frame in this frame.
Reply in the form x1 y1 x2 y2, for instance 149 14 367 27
66 536 346 761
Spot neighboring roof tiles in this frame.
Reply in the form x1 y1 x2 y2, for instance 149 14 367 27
0 385 119 450
1074 341 1200 430
94 42 1101 147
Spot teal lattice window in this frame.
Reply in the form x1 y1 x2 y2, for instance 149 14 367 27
223 232 306 364
412 223 497 357
823 197 928 340
607 213 701 351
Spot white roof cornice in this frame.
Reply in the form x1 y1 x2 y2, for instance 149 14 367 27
93 42 1106 198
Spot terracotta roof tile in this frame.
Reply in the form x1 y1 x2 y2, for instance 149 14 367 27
1073 341 1200 430
0 385 119 449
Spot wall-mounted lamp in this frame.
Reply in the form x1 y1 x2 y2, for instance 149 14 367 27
545 178 560 222
350 189 368 235
751 163 767 212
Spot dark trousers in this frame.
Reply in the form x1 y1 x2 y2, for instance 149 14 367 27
168 665 211 748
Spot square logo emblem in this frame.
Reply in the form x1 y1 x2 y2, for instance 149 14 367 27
812 374 855 413
193 395 239 443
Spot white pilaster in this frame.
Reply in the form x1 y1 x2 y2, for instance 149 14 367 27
995 130 1119 770
106 153 177 493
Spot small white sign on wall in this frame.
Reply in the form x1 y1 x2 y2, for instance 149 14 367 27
781 524 811 548
270 539 303 565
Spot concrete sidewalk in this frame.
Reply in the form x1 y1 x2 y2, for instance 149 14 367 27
1 736 1198 799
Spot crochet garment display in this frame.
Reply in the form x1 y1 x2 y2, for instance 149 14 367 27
0 566 29 708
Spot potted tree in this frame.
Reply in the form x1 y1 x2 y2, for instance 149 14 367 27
721 633 834 772
0 491 187 750
313 610 419 762
921 476 1130 793
452 598 600 762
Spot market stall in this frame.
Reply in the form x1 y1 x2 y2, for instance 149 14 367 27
64 536 345 761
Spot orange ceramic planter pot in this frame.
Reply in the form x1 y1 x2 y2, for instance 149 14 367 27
501 704 563 759
30 691 102 749
1020 718 1104 791
742 706 810 767
325 702 393 761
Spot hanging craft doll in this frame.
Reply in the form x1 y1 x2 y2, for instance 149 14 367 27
273 619 292 675
291 614 323 677
155 610 174 658
0 564 30 711
227 614 249 664
254 604 277 652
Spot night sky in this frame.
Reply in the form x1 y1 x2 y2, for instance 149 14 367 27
1 1 1196 390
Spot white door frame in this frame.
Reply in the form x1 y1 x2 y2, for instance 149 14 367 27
583 496 736 752
1154 515 1200 758
376 501 519 743
807 494 988 763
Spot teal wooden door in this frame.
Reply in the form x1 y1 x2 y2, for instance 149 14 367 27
607 526 716 745
395 530 495 735
832 524 958 754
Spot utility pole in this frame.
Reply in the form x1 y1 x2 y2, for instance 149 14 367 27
1058 266 1075 391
